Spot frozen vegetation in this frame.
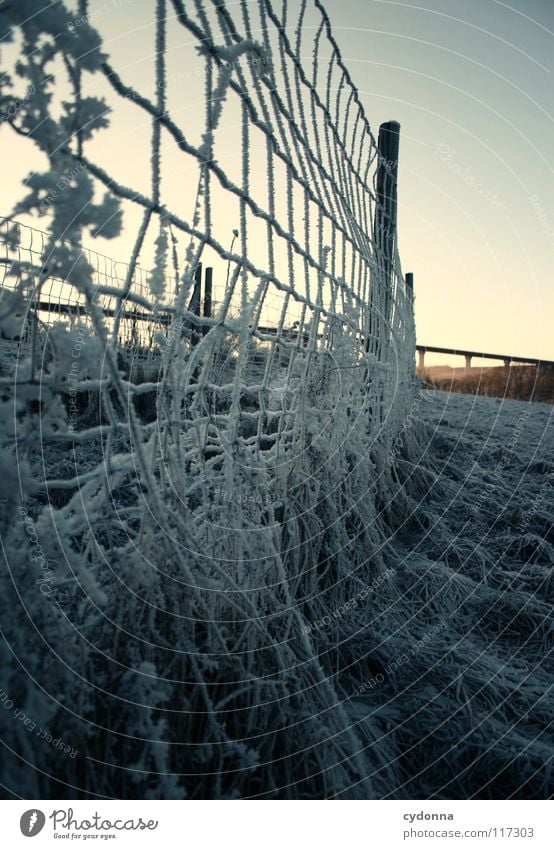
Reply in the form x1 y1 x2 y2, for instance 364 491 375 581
0 0 552 802
1 385 552 799
343 390 554 798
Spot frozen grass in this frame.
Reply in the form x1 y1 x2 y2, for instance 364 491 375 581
340 391 553 799
1 388 552 799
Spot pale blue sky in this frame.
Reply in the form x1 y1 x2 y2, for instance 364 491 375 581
332 0 553 364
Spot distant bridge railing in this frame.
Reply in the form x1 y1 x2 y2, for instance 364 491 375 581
416 345 554 370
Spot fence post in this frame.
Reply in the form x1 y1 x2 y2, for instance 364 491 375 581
203 267 213 336
405 272 414 302
372 120 400 345
405 273 417 376
188 263 202 346
29 309 38 382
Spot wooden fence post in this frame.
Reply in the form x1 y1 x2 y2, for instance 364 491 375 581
406 271 414 302
203 266 213 336
188 263 202 346
373 120 400 335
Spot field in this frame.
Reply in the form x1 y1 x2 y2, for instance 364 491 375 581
350 389 553 797
420 365 554 404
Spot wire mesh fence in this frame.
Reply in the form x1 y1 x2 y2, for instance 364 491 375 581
0 0 417 799
1 0 415 456
0 216 169 357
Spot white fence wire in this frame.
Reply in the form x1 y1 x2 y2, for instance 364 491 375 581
1 0 415 461
0 0 417 799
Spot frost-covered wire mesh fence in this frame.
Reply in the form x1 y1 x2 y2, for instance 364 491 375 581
0 0 417 799
1 0 415 458
0 216 168 357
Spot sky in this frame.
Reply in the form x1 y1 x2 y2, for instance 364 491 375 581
331 0 554 365
1 0 552 366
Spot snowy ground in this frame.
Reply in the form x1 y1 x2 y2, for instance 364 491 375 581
2 384 552 799
342 390 553 798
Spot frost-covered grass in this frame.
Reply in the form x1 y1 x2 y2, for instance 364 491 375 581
1 387 552 799
340 391 553 799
